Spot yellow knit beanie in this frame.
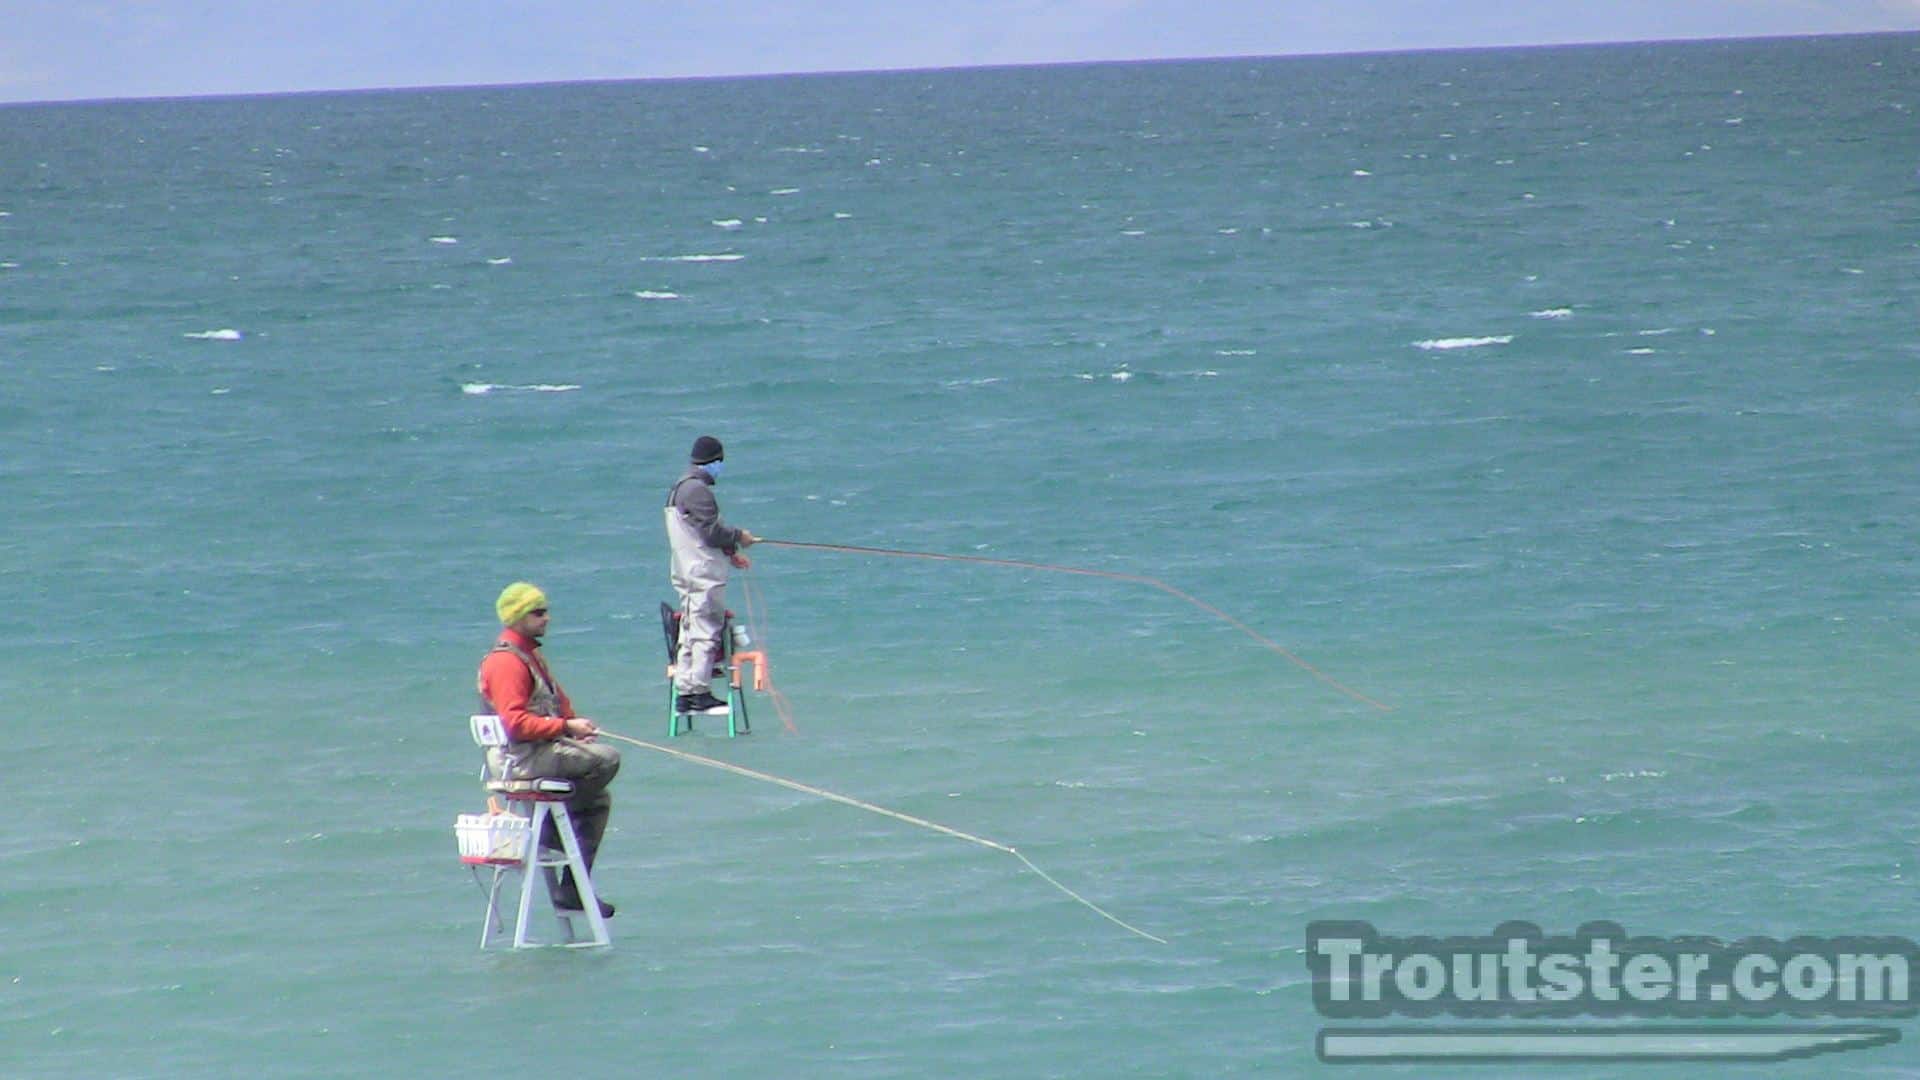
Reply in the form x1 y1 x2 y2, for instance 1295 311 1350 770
495 582 548 625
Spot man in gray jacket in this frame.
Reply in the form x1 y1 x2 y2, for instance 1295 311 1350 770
666 435 758 715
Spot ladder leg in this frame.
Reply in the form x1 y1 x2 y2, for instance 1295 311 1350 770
481 866 509 949
550 803 611 947
512 803 548 948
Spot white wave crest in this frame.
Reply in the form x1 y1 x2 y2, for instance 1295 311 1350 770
1414 335 1513 350
429 236 459 245
770 188 800 196
640 254 744 262
185 329 243 341
633 290 680 300
1530 308 1573 319
711 219 743 229
462 383 582 395
1215 349 1256 356
486 257 513 266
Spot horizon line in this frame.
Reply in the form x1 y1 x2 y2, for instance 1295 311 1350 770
3 27 1913 110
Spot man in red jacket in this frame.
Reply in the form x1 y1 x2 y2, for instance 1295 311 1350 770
477 582 621 917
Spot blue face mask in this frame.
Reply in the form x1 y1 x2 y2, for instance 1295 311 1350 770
701 460 725 479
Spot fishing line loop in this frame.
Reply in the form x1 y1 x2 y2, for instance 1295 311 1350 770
594 729 1167 944
759 538 1390 712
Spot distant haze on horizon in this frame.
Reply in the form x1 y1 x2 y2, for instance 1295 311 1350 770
3 1 1919 105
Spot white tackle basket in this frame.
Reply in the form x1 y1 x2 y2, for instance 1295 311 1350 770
455 810 532 866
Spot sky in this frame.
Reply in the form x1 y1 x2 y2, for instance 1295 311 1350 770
2 0 1918 105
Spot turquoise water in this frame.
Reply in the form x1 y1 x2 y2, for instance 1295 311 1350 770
5 32 1920 1076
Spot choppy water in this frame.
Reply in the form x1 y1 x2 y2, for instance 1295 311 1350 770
5 32 1920 1077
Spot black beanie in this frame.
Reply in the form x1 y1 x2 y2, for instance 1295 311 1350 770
691 435 724 464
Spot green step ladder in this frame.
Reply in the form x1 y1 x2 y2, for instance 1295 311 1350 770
662 602 754 738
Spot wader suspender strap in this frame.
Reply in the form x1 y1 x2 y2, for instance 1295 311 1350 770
479 640 560 717
667 474 698 509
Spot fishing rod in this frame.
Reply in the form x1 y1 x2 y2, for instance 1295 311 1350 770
756 538 1391 713
595 728 1166 944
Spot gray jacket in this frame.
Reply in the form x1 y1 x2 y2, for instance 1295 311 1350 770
666 467 741 554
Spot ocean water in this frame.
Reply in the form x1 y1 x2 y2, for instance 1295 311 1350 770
5 32 1920 1077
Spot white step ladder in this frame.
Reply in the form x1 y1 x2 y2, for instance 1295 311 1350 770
459 714 611 949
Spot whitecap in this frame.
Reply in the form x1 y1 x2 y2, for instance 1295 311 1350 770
633 290 680 300
1637 327 1678 336
1842 267 1865 275
711 219 743 229
1627 347 1656 355
184 329 243 341
462 382 581 395
1110 370 1133 382
486 257 513 266
770 188 800 196
429 236 459 245
1120 229 1146 236
1530 308 1573 319
1215 349 1256 356
692 146 711 153
639 254 744 262
1218 227 1239 234
833 212 852 219
1352 169 1372 176
0 262 18 269
210 387 231 395
1413 335 1512 350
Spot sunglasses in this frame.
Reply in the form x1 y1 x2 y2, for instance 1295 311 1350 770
528 608 549 617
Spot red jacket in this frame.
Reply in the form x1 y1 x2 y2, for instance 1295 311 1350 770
477 628 574 742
